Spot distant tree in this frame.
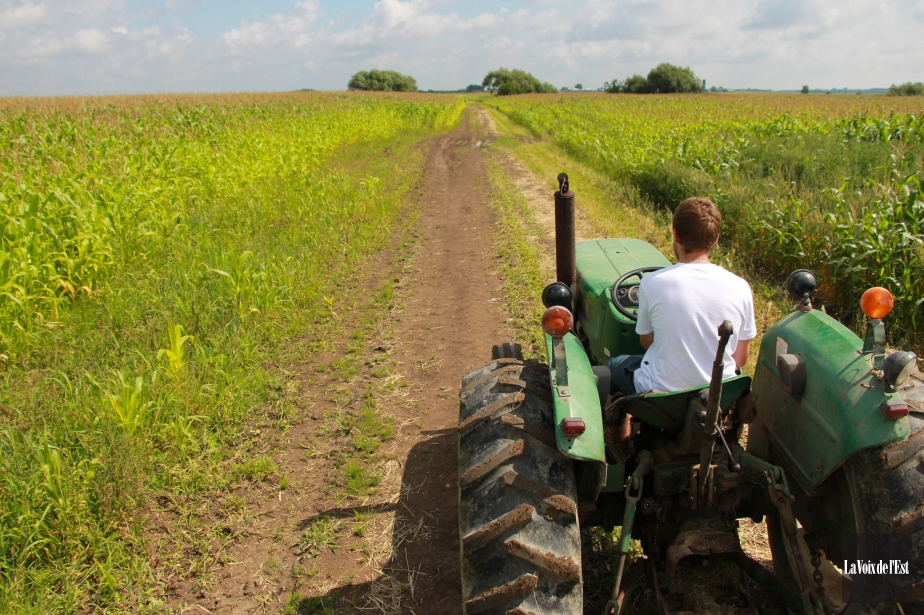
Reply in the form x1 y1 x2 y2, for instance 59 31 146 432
887 82 924 96
466 84 484 92
348 69 417 92
605 65 704 94
801 85 809 94
575 83 583 90
497 80 525 96
604 76 648 93
483 68 557 96
624 74 651 93
645 63 704 93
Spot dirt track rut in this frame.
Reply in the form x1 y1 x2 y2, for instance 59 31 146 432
367 106 515 613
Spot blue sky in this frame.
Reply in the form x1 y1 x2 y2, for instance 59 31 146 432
1 0 923 96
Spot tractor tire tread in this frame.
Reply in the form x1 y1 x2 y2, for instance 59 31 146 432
459 359 581 615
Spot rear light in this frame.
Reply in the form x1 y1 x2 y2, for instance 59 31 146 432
880 400 909 420
542 306 573 339
861 287 894 319
561 417 585 437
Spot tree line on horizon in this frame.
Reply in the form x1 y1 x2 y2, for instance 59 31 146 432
888 82 924 96
345 66 922 97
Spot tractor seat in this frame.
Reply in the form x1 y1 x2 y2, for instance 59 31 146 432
618 375 752 430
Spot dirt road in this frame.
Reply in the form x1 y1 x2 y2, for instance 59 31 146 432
169 108 515 614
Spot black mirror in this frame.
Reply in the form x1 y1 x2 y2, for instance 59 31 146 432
542 282 573 309
786 269 817 301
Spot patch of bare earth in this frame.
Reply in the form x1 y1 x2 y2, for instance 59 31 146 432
162 109 514 615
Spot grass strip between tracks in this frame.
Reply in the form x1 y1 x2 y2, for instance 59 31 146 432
483 154 548 359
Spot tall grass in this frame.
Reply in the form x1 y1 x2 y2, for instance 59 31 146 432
484 94 924 346
0 92 463 612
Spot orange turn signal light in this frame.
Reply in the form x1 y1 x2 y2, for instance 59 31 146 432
542 306 573 339
861 287 894 319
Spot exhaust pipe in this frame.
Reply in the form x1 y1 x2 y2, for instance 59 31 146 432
555 173 576 287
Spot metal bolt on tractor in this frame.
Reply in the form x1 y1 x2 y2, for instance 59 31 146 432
457 174 924 615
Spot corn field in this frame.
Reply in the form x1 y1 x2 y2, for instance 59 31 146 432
1 93 461 356
485 94 924 346
0 92 463 612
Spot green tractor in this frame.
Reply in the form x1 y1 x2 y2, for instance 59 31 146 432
457 175 923 615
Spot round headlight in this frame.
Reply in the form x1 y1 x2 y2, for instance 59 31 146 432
883 351 917 390
786 269 817 301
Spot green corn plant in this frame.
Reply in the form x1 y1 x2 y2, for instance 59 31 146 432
107 373 154 435
157 323 193 379
209 250 267 320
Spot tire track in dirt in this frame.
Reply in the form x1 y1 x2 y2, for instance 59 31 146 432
166 108 513 615
360 106 517 614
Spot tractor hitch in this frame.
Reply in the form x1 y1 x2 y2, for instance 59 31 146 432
604 451 654 615
694 320 734 502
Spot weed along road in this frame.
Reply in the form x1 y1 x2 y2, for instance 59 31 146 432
164 107 513 614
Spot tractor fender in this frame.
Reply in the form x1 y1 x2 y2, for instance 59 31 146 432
751 309 909 492
544 331 606 463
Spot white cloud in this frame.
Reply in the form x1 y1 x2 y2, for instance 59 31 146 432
223 1 322 52
744 0 812 29
0 2 46 29
17 33 64 59
74 28 109 54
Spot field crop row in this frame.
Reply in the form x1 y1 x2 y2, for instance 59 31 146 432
1 93 460 357
0 93 462 612
485 94 924 347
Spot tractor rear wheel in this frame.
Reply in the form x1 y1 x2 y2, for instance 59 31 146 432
458 356 583 615
766 431 924 615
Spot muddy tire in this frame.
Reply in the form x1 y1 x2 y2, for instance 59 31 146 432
458 357 582 615
767 425 924 615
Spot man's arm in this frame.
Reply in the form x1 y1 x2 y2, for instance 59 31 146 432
640 332 654 349
732 339 751 367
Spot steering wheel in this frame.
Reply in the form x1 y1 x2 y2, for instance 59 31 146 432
610 267 664 320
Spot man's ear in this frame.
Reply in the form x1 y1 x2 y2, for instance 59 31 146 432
672 227 680 243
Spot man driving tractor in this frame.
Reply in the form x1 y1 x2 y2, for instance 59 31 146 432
608 197 757 395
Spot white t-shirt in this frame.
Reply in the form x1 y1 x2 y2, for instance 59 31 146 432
633 263 757 393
